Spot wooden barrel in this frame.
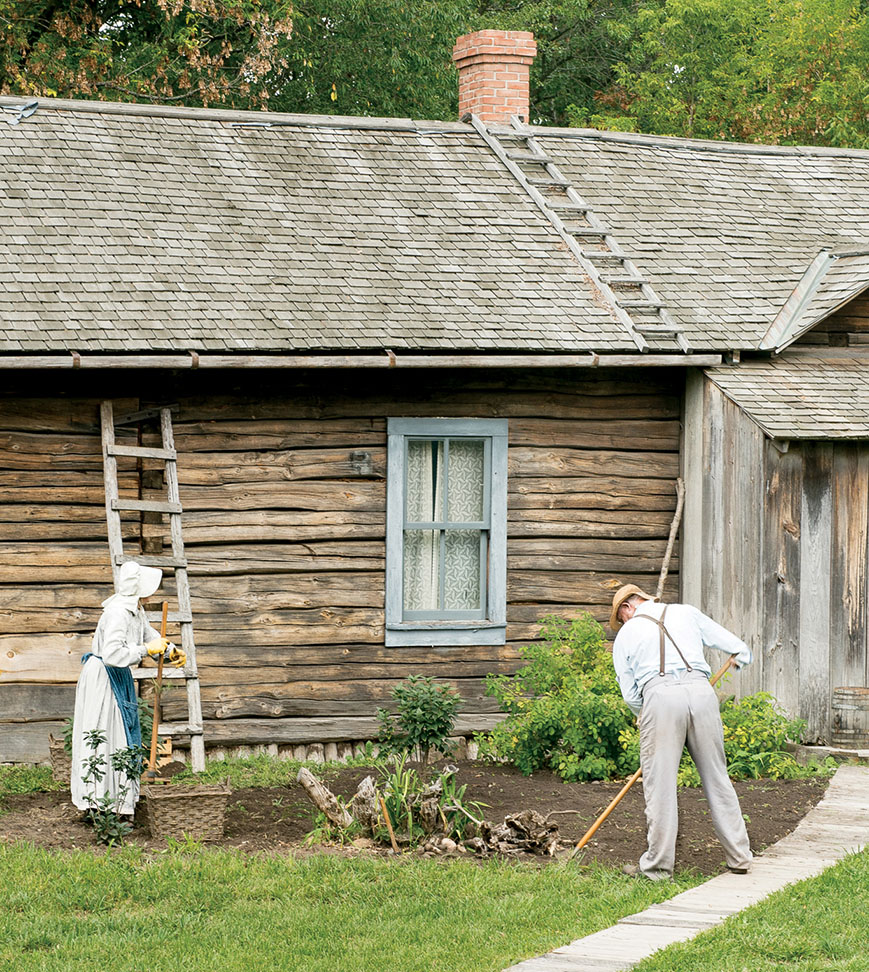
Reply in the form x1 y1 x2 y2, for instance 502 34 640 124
831 687 869 748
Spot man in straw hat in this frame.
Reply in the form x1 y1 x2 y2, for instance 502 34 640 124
610 583 753 880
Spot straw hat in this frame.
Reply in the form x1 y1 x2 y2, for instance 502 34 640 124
609 583 656 632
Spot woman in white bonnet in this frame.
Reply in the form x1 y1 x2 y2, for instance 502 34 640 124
70 560 183 815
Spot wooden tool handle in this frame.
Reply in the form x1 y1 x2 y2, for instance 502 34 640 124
146 601 169 777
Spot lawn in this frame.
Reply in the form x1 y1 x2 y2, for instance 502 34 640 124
0 843 701 972
632 847 869 972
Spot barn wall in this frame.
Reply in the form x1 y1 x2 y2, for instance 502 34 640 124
794 291 869 347
684 376 869 742
0 367 682 762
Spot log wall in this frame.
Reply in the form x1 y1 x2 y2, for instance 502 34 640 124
0 368 682 762
794 291 869 347
683 376 869 742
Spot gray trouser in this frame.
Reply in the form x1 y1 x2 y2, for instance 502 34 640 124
638 671 752 880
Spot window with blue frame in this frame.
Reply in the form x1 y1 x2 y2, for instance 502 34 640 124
385 418 507 646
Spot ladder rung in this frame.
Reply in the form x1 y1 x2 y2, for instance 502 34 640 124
112 498 183 514
145 611 193 624
109 444 176 461
526 175 570 187
158 723 204 736
117 553 188 569
132 668 193 680
113 404 179 426
634 323 684 333
506 151 552 164
601 275 648 286
563 225 609 238
618 299 665 310
580 250 625 262
547 201 588 211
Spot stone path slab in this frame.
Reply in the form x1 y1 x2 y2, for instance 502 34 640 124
504 765 869 972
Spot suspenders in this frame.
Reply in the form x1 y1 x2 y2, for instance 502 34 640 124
639 605 693 677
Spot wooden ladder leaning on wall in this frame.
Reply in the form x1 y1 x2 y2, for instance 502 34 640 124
100 400 206 772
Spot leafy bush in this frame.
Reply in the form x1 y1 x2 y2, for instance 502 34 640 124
478 614 636 782
377 675 462 764
721 691 808 779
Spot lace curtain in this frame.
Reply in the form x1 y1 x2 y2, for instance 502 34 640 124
404 439 484 614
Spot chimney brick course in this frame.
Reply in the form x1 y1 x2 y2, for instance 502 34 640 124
452 30 537 124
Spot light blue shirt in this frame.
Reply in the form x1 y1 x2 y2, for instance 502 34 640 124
612 601 752 715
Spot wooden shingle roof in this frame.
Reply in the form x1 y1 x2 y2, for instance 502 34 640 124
706 353 869 438
3 98 869 357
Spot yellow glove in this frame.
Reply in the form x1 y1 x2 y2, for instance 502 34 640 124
167 646 187 669
145 637 171 658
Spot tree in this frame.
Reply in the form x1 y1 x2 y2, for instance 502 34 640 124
604 0 869 148
0 0 293 108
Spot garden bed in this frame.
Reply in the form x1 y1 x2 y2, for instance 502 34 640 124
0 760 828 874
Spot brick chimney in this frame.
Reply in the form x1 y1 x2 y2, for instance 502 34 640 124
452 30 537 124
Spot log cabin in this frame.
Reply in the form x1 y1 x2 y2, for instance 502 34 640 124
1 31 868 764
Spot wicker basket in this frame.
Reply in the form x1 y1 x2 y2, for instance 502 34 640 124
48 734 71 785
142 781 231 841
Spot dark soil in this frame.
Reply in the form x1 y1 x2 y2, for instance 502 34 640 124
0 761 829 875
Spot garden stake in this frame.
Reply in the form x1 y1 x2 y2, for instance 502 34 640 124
379 794 400 853
144 601 169 781
571 653 738 858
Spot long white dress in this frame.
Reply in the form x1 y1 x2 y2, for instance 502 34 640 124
70 600 160 814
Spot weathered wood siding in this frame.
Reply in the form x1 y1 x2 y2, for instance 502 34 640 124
794 291 869 347
0 368 682 762
684 376 869 742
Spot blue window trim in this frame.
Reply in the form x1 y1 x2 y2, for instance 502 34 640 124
386 418 507 647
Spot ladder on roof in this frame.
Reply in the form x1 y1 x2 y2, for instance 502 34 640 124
467 113 690 354
100 400 206 772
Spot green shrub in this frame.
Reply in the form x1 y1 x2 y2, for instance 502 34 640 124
478 614 636 782
377 675 462 764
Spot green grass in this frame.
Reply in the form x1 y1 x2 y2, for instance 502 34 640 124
0 765 62 811
633 847 869 972
0 843 702 972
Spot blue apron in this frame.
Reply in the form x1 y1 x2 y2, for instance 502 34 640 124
81 653 142 750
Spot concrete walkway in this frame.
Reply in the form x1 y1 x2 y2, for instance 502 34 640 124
504 765 869 972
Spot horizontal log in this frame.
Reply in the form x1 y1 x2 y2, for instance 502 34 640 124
164 681 503 720
0 633 92 683
174 417 387 451
508 448 678 480
181 511 385 543
0 683 76 722
509 480 677 511
0 520 137 542
0 720 65 761
177 391 680 422
198 714 505 745
190 574 384 611
508 508 674 539
507 417 679 451
177 481 384 512
176 448 386 484
185 545 384 575
193 658 517 686
0 398 135 433
168 695 503 721
194 642 522 669
507 570 671 604
0 469 136 489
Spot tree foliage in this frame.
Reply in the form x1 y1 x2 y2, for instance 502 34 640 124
2 0 869 145
0 0 293 107
605 0 869 147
